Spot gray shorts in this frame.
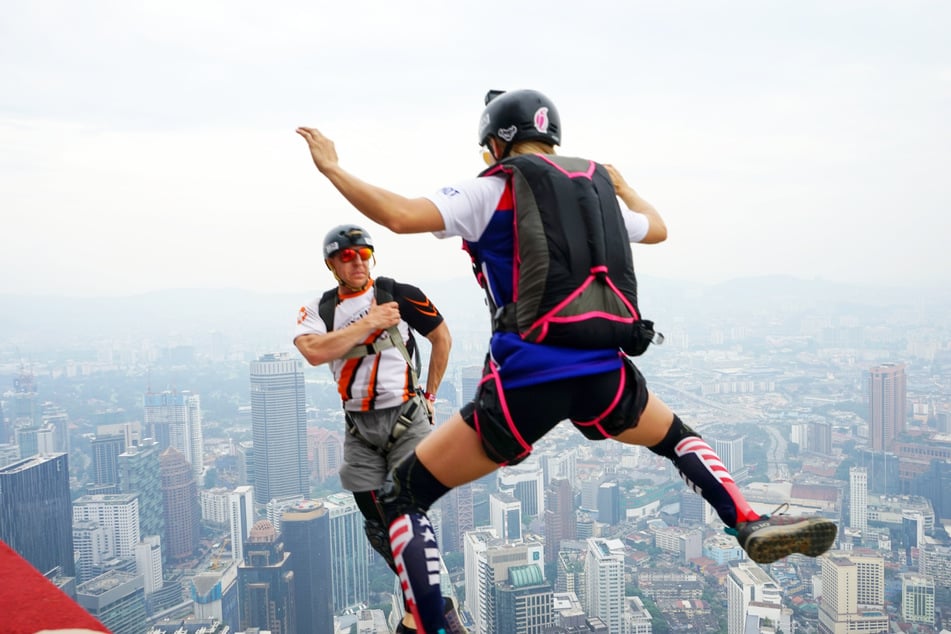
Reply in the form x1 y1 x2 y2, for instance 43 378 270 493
339 398 432 491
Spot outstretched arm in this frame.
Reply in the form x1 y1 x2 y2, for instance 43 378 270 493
296 126 445 234
604 164 668 244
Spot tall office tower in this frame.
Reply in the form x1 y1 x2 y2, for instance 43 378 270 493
540 447 578 488
91 434 126 489
118 439 164 540
713 434 745 473
492 564 553 633
460 365 483 404
323 492 369 612
857 448 900 495
585 538 625 634
680 488 716 526
498 460 545 517
73 493 141 563
235 440 254 487
15 425 40 459
11 367 40 427
849 467 868 533
281 500 334 634
818 551 886 634
0 443 17 469
41 403 69 452
544 478 576 565
900 572 935 625
868 362 907 452
580 473 604 512
160 446 200 562
476 538 546 634
0 453 74 576
726 560 784 634
440 481 474 553
308 427 344 483
134 535 164 595
76 570 147 634
144 389 204 483
229 485 255 563
597 481 622 526
238 519 296 634
809 420 833 455
250 353 307 505
490 492 523 543
266 494 305 533
916 460 951 522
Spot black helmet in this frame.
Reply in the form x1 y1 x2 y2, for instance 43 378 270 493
478 89 561 148
323 224 374 259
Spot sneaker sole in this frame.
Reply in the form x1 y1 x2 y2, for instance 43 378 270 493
745 518 837 564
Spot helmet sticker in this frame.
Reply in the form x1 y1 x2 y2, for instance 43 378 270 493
324 240 340 256
533 107 550 134
479 113 491 135
497 125 517 142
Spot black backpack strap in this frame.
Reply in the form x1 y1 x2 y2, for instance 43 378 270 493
317 288 338 333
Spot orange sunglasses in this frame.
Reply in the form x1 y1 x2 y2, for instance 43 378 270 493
336 247 373 263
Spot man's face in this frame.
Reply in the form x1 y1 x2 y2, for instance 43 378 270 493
328 246 373 289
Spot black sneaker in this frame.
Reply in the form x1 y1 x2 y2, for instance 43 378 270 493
731 504 837 564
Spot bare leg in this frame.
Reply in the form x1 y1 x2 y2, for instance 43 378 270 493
415 412 500 487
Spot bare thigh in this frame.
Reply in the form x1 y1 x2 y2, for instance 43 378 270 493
414 413 500 488
612 391 675 447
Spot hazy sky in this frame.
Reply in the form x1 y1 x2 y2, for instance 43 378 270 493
1 1 948 296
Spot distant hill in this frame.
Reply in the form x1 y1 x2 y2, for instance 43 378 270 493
0 275 947 348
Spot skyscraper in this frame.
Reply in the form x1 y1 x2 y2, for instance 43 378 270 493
160 446 200 563
493 564 553 633
597 481 622 526
544 478 576 565
713 434 744 473
118 439 164 540
868 362 906 452
250 353 308 505
322 492 369 612
490 492 523 542
282 499 334 634
238 519 296 634
91 434 126 490
585 538 624 634
229 485 255 563
0 453 74 576
144 389 204 483
498 460 545 518
76 570 147 634
900 572 935 625
849 467 868 533
440 481 474 553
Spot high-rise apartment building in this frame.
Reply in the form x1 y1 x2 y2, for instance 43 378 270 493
585 538 625 634
237 519 296 634
73 493 141 565
867 362 906 451
144 390 204 483
307 427 344 483
323 492 369 612
597 481 622 526
498 460 545 517
229 485 255 563
712 434 744 473
160 446 200 562
250 353 307 505
726 560 785 634
818 551 887 634
118 439 164 540
0 453 74 576
849 466 868 533
900 572 934 625
282 499 334 634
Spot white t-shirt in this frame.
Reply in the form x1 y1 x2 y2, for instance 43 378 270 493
427 174 650 242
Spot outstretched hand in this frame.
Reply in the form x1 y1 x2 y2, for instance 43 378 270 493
296 127 339 174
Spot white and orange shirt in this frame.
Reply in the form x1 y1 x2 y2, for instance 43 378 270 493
294 279 444 412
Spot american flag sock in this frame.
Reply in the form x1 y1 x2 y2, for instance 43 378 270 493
389 512 447 634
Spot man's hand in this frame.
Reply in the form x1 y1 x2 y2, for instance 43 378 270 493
296 127 339 174
363 298 401 331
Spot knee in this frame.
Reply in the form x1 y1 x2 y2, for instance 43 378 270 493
647 414 700 459
364 518 396 570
